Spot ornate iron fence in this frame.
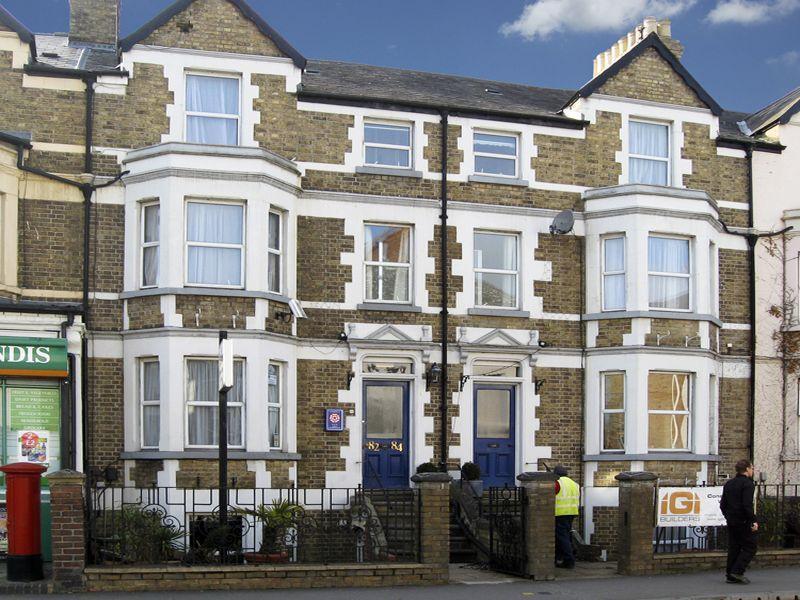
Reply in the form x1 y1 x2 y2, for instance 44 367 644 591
87 486 419 566
654 483 800 554
486 486 527 576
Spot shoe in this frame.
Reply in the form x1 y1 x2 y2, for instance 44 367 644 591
556 562 575 569
726 573 749 584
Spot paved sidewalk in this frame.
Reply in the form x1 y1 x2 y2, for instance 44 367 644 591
5 564 800 599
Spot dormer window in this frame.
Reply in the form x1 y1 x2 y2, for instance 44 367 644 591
628 120 669 186
186 73 240 146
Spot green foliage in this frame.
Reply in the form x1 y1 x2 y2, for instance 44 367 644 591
100 507 184 563
415 461 440 474
236 500 303 554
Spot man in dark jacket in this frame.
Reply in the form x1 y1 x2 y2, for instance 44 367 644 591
719 459 758 584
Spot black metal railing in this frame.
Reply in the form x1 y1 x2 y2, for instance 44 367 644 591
486 486 527 576
654 483 800 554
87 486 420 566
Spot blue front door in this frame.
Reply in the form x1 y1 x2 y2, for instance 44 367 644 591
474 385 516 487
363 381 410 489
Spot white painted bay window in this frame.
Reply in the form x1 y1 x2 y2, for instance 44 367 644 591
474 231 518 308
185 73 240 146
648 235 690 310
268 211 282 294
629 120 670 185
267 363 282 449
141 202 159 288
186 201 244 287
364 224 411 303
186 358 244 448
474 132 518 177
601 372 624 452
140 359 160 449
648 372 691 451
364 122 412 168
602 236 625 311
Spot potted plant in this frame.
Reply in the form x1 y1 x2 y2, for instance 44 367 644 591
416 461 440 474
238 499 303 563
461 462 483 498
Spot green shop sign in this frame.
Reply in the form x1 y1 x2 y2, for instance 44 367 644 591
0 337 68 378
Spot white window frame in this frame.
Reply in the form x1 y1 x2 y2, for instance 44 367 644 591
184 357 246 450
139 358 160 449
267 361 282 450
184 199 246 289
363 120 413 170
473 230 520 309
363 223 413 304
473 130 519 178
628 118 671 186
647 234 692 312
267 210 282 294
140 201 159 289
185 71 241 146
600 371 625 453
647 371 692 452
601 235 625 311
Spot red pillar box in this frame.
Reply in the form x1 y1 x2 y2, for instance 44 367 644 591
0 463 48 581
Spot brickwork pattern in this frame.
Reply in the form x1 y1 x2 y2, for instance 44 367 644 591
521 480 556 580
595 319 631 347
682 122 749 203
265 460 294 488
591 506 618 558
175 295 256 330
423 122 462 174
87 358 124 472
126 296 163 330
719 377 751 477
719 206 749 227
424 363 461 470
89 299 124 332
642 461 701 485
296 217 353 303
131 460 163 487
426 225 462 308
266 300 294 336
415 479 450 565
536 235 582 314
644 319 700 348
593 461 631 487
89 204 124 293
175 460 256 488
534 367 583 481
720 329 750 356
48 472 87 591
719 249 751 323
69 0 118 44
616 476 657 575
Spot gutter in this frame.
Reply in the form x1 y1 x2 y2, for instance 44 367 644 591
24 62 129 79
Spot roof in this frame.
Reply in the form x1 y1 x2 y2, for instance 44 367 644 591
562 32 723 116
119 0 306 68
33 34 119 72
300 60 580 126
743 85 800 135
0 3 33 45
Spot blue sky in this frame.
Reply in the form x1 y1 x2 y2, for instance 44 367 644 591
3 0 799 113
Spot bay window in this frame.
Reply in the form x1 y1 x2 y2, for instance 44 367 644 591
186 358 244 448
474 132 517 177
185 73 240 146
186 201 244 287
141 202 159 288
602 236 625 311
474 231 518 308
268 211 282 294
267 363 282 449
648 235 690 310
629 120 670 185
364 122 412 169
601 372 625 451
364 224 411 303
648 372 690 451
140 359 160 449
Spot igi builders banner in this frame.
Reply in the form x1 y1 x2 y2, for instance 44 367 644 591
656 486 726 527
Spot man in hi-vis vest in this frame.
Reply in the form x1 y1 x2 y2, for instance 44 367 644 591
553 465 580 569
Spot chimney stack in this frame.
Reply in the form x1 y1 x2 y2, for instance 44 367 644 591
69 0 119 46
592 17 684 78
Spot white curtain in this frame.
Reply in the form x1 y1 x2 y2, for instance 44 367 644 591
603 237 625 310
629 121 668 185
187 203 243 286
142 205 159 287
186 75 239 145
364 226 410 302
142 361 160 448
187 360 243 446
648 237 689 309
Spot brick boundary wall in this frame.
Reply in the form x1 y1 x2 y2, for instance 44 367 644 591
518 471 557 580
47 470 87 592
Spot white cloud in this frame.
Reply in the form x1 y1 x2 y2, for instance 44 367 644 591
500 0 696 41
705 0 800 24
766 50 800 66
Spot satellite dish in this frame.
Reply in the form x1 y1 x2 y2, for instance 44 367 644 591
549 210 574 235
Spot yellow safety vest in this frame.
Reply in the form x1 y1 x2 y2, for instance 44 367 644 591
555 476 580 516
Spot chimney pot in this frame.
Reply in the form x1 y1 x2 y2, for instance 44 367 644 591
69 0 119 46
657 19 672 38
643 16 658 37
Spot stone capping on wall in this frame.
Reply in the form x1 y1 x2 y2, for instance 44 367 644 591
583 183 716 208
123 142 301 175
582 311 723 328
120 288 292 303
518 471 558 482
467 174 530 187
584 453 720 462
354 166 423 178
120 451 301 460
615 471 658 482
468 308 532 318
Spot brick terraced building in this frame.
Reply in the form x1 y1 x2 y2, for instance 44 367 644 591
0 0 781 554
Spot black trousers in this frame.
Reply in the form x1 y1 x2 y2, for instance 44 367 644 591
727 524 757 576
555 515 575 566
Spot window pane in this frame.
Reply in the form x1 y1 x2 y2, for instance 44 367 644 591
648 413 689 449
473 362 520 377
188 247 242 286
143 362 160 402
365 146 410 167
603 373 624 410
603 413 624 450
630 121 668 158
649 275 689 309
379 266 409 302
268 406 280 448
365 123 410 146
630 157 668 185
648 373 690 411
603 273 625 310
143 246 159 287
187 203 243 244
365 265 380 300
476 389 510 438
474 233 517 270
604 238 624 272
186 115 238 146
268 253 280 293
268 364 280 404
474 133 516 156
268 212 280 250
649 237 689 274
186 75 239 114
366 386 404 439
187 406 242 446
365 225 410 263
362 359 414 374
187 360 217 404
475 272 517 307
143 405 160 448
144 204 159 243
475 155 516 176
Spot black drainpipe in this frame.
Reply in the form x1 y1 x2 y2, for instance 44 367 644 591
439 110 449 472
746 146 756 463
